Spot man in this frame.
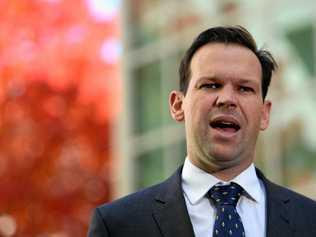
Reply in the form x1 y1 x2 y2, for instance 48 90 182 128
87 26 316 237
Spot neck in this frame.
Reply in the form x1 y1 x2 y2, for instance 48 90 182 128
189 157 253 181
209 163 251 181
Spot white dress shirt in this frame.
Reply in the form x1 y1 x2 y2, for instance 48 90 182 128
181 158 266 237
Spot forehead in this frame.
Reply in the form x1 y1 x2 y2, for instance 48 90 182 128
190 43 262 82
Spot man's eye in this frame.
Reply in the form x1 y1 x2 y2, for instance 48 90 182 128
239 86 254 93
200 83 221 89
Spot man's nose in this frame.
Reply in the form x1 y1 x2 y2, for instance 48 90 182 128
214 85 237 109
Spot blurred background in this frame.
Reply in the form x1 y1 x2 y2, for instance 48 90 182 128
0 0 316 236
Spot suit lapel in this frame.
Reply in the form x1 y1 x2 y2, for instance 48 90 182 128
152 167 195 237
256 169 295 237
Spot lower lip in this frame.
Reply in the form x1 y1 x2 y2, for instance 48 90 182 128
211 127 240 138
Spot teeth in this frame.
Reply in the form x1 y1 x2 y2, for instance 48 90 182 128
221 121 234 125
218 121 236 127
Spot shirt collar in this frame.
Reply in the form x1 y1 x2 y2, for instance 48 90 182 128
181 158 263 205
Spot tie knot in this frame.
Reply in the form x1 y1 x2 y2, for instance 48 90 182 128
208 182 243 207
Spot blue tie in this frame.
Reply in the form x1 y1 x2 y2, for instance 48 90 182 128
208 183 245 237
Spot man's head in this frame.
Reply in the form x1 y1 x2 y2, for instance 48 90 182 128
169 26 277 180
179 26 277 100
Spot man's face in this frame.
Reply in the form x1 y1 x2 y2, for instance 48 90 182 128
169 43 271 175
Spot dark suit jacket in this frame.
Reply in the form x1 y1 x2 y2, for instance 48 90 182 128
87 167 316 237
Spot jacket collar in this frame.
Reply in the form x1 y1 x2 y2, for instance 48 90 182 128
152 166 195 237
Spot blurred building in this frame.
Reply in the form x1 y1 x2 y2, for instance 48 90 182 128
0 0 121 236
115 0 316 200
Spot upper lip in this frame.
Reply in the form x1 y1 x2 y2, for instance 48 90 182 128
209 115 241 129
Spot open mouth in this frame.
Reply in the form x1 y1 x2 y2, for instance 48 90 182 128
210 119 241 133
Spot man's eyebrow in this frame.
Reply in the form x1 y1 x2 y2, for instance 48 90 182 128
196 76 219 82
237 79 259 85
196 77 260 86
238 78 253 82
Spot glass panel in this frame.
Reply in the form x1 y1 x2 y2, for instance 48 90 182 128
133 61 162 134
135 139 186 190
286 24 315 76
161 50 186 126
282 126 316 187
164 139 187 176
135 148 164 190
128 0 162 47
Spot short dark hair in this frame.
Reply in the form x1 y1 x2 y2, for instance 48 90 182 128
179 26 277 100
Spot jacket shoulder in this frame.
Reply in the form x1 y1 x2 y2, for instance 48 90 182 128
97 181 164 216
270 181 316 208
87 181 167 236
257 168 316 209
266 177 316 203
93 168 182 231
96 167 182 217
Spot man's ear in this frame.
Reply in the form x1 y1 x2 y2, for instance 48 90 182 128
169 90 185 122
260 100 272 130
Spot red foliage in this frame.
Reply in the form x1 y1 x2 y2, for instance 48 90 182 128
0 1 121 236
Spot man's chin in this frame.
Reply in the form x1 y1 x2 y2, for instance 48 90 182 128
206 151 243 169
